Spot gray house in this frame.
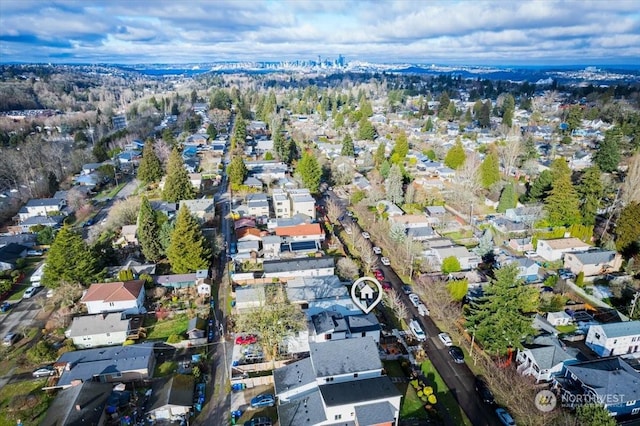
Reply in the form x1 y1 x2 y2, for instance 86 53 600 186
147 374 195 422
41 381 113 426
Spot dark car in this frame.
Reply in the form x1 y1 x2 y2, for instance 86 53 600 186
0 301 12 313
448 346 465 364
3 332 21 346
250 393 275 408
474 376 495 404
244 417 272 426
496 408 516 426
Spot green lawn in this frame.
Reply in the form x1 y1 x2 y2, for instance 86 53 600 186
154 361 178 377
421 361 473 426
145 314 189 340
95 182 126 200
0 378 52 426
7 283 29 301
556 324 577 334
383 361 427 420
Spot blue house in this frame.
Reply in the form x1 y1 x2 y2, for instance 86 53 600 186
553 357 640 418
512 257 540 282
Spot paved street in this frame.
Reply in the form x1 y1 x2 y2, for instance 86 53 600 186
0 285 46 337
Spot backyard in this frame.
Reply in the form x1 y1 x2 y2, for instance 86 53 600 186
0 378 52 426
144 314 189 341
383 360 427 420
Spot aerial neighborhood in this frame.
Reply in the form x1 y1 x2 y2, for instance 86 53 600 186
1 62 640 426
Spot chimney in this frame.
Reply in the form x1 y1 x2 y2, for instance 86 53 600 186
75 404 82 411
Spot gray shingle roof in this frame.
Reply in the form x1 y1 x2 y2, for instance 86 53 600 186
319 376 400 407
263 256 334 274
564 357 640 403
41 381 113 426
274 357 315 395
345 313 381 333
570 250 617 265
309 337 380 377
147 374 195 413
311 311 348 335
66 313 130 338
25 198 61 207
597 320 640 338
278 388 327 426
354 401 397 425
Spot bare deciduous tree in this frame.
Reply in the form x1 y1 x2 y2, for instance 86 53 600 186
498 137 522 178
106 196 141 229
621 153 640 206
383 291 408 322
326 198 342 223
336 257 360 280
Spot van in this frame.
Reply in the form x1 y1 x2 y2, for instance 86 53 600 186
409 320 426 342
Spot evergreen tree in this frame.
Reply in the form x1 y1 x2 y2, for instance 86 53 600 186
296 151 322 193
616 202 640 254
390 131 409 164
437 92 451 120
526 170 553 201
42 226 100 288
385 164 404 205
478 101 491 128
444 139 466 170
374 142 386 166
497 183 517 213
341 133 355 157
231 116 247 150
522 136 538 160
167 205 211 274
465 263 538 355
545 168 582 227
480 152 500 189
138 196 163 262
358 117 376 140
227 156 248 189
594 127 622 173
575 405 616 426
137 141 163 184
565 105 584 132
206 124 217 140
162 148 196 202
422 117 434 132
578 166 603 226
501 94 515 127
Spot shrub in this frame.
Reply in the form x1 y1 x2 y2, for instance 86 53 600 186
123 340 135 346
166 334 183 344
576 272 585 287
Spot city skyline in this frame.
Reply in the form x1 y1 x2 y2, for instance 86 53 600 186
1 0 640 66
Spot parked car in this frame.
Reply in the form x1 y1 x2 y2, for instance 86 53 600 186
381 281 392 291
524 250 536 258
380 257 391 266
474 376 495 404
372 246 382 255
409 320 426 342
361 231 371 239
408 293 421 308
559 269 575 280
23 286 38 299
417 303 430 317
3 332 20 346
438 332 453 347
244 417 272 426
448 346 465 364
495 408 516 426
250 393 275 408
26 250 43 256
235 335 257 345
374 269 385 281
32 366 56 378
346 211 354 217
46 288 54 298
401 285 412 295
0 301 12 313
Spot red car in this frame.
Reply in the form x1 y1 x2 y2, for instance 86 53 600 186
381 281 392 291
235 335 257 345
374 270 385 281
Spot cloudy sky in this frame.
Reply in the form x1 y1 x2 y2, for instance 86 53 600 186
1 0 639 65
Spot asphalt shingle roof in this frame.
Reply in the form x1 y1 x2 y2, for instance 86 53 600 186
274 357 315 395
597 320 640 338
319 376 400 407
309 337 380 377
564 357 640 404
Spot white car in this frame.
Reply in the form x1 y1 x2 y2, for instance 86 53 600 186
361 231 371 239
409 320 427 342
23 286 38 299
408 293 421 308
26 250 43 256
438 332 453 347
380 257 391 266
524 250 536 258
417 303 430 317
372 247 382 255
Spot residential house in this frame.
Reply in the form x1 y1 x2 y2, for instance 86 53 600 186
286 275 357 316
389 214 431 229
243 176 263 190
275 223 325 253
261 235 282 259
81 162 103 175
432 245 481 271
180 198 215 224
41 381 113 426
66 313 131 348
353 175 371 191
246 193 270 218
407 226 436 241
235 285 266 312
146 375 194 423
547 311 573 327
491 217 528 235
516 335 579 382
536 238 591 262
263 256 335 281
255 139 274 155
377 200 404 217
553 357 640 417
511 257 541 282
18 214 63 233
152 200 178 219
308 310 381 344
53 343 156 389
564 250 623 277
0 233 37 248
505 206 542 224
154 273 198 289
188 173 202 191
585 321 640 357
0 243 28 271
272 189 291 218
18 198 65 221
236 227 263 242
187 317 206 339
120 224 138 246
289 189 316 218
81 280 146 315
275 337 401 426
426 205 446 220
509 237 534 253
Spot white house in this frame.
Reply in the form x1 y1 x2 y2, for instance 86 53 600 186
432 245 481 271
271 189 291 219
246 193 270 218
274 337 401 426
234 285 266 312
146 374 194 423
289 190 316 218
66 313 131 348
516 335 579 382
547 311 573 327
564 250 623 277
536 238 591 262
179 198 215 224
80 280 146 315
18 198 65 221
585 321 640 357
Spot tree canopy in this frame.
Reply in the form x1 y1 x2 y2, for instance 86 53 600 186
42 226 101 288
166 205 211 273
137 141 163 184
480 152 500 189
341 133 354 157
227 156 248 189
390 131 409 164
594 127 622 173
545 164 582 227
138 196 163 262
616 202 640 255
162 148 195 202
578 166 603 226
296 151 322 193
575 405 616 426
497 182 517 213
358 116 376 140
465 263 538 355
444 139 466 170
385 164 404 205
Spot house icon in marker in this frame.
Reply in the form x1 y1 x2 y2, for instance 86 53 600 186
359 284 375 300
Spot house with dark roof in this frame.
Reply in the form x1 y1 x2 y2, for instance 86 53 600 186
187 317 206 339
41 381 112 426
154 273 198 289
564 249 623 277
511 257 541 282
553 357 640 417
585 320 640 357
516 335 580 382
18 214 64 233
146 374 194 422
52 343 156 389
285 275 357 316
263 256 335 281
0 243 28 271
274 337 401 426
80 280 146 315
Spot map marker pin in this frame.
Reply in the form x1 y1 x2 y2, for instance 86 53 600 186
351 276 383 314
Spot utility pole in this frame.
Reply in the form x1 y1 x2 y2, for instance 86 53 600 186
630 292 640 319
